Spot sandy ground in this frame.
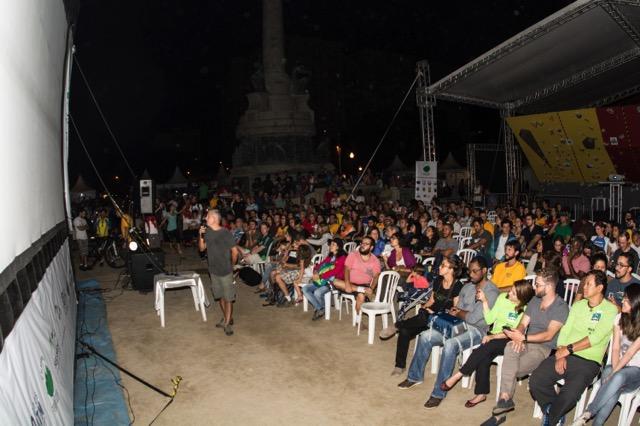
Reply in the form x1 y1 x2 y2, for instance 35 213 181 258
74 245 624 426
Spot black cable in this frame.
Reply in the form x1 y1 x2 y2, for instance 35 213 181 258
349 73 420 199
70 115 167 276
73 55 136 180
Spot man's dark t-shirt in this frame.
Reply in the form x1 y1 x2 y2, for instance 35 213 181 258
521 225 543 247
204 227 235 276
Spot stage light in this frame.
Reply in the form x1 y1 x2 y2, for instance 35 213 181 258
349 152 355 159
128 241 138 251
358 166 363 171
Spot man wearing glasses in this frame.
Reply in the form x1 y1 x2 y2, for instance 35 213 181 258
482 268 569 426
335 236 381 314
606 252 640 307
610 233 639 275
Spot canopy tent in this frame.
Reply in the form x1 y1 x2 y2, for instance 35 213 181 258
158 166 188 189
385 155 409 173
70 174 96 201
424 0 640 196
428 0 640 114
140 168 152 179
438 152 469 190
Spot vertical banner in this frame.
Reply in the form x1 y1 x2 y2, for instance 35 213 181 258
0 241 76 425
415 161 437 204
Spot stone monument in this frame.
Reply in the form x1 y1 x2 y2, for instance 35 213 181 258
233 0 328 183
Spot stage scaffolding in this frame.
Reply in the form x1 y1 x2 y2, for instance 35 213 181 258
420 0 640 201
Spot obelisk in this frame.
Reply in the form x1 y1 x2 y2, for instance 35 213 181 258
233 0 326 184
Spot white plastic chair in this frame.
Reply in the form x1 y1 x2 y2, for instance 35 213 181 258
343 241 357 254
453 234 463 245
458 236 472 250
607 270 615 278
413 253 423 265
585 339 640 426
525 274 537 286
422 256 435 272
460 226 473 238
563 278 580 305
457 248 478 268
356 271 401 344
532 377 595 421
323 289 340 320
339 293 358 326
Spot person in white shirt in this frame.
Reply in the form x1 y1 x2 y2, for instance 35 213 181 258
73 210 89 270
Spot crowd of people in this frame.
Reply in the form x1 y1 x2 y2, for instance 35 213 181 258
73 185 640 425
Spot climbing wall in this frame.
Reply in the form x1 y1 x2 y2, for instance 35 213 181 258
506 106 636 183
596 105 640 182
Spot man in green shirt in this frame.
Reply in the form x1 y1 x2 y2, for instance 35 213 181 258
529 270 617 425
553 212 573 242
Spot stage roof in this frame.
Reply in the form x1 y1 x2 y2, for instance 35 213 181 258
427 0 640 114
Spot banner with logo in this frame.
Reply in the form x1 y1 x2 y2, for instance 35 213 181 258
0 240 76 425
415 161 438 204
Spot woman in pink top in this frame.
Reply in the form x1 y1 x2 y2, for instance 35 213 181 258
562 237 591 279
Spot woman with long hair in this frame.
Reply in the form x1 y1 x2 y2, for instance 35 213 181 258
573 283 640 426
382 254 465 376
421 225 440 257
302 239 347 320
440 279 535 407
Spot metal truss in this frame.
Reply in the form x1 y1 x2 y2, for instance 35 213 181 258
601 0 640 46
416 60 436 162
590 82 640 106
432 92 505 110
466 143 503 199
501 109 521 202
511 47 640 110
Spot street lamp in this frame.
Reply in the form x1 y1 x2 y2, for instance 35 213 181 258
349 152 355 159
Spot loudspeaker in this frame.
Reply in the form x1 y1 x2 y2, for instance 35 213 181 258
129 249 164 292
139 179 155 214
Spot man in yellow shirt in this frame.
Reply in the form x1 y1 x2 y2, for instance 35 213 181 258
117 210 133 244
492 240 526 290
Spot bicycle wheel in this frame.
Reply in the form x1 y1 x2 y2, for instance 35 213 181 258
105 242 126 268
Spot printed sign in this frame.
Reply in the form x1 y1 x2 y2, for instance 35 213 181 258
415 161 438 204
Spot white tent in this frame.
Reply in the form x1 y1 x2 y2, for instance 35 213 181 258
70 175 96 201
385 155 409 173
158 166 188 189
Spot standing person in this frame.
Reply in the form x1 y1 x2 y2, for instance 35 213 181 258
199 209 238 336
529 270 617 426
161 203 182 255
74 210 89 270
573 283 640 426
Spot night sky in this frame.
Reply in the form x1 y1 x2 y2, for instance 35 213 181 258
69 0 572 190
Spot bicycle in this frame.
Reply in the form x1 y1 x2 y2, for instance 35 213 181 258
87 233 127 268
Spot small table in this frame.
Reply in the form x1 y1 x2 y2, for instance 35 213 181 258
154 271 209 327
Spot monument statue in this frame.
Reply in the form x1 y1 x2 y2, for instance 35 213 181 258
233 0 329 184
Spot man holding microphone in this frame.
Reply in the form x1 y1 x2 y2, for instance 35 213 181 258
199 209 238 336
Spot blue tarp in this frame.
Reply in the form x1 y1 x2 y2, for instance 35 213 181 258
74 280 130 425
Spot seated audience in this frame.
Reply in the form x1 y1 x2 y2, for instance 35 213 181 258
441 279 534 407
529 270 616 425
